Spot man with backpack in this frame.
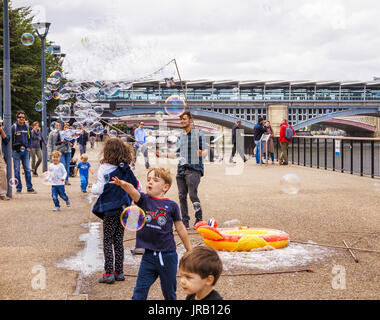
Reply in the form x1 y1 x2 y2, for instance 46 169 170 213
279 118 295 166
11 110 36 193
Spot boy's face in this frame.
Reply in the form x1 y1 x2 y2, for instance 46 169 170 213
179 269 213 296
52 155 61 164
146 171 169 197
81 158 87 163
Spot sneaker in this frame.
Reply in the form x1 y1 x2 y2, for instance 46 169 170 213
27 189 37 194
65 181 71 186
0 195 10 200
16 190 22 193
82 190 87 193
113 271 125 281
98 273 115 284
130 247 145 255
53 207 60 211
66 200 71 207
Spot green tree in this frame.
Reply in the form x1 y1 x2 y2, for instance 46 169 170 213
0 0 63 123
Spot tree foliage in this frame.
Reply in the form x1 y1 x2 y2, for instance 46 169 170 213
0 0 62 123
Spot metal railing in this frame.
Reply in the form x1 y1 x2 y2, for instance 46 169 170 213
271 136 380 179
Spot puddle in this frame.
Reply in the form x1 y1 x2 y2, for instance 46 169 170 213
56 222 104 276
57 222 338 276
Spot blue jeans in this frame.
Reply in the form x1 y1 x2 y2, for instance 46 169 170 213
132 250 178 300
51 185 69 208
80 174 88 192
60 152 71 181
255 140 263 164
12 150 33 191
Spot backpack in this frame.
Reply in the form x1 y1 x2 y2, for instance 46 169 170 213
285 126 294 140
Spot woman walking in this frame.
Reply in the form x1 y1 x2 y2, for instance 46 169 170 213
263 120 275 163
30 121 46 176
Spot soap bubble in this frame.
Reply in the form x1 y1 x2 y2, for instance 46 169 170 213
44 89 52 101
9 177 19 188
120 205 145 231
21 33 35 46
41 172 51 186
193 202 201 212
155 111 165 121
35 101 43 112
91 121 104 135
50 70 62 80
223 219 242 227
165 95 186 116
109 129 117 137
280 173 301 195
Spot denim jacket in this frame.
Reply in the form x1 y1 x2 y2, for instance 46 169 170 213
177 129 206 176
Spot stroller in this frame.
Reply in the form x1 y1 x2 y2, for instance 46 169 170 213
69 147 77 177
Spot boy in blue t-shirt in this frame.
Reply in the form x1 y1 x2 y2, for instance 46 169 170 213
110 168 191 300
74 154 93 192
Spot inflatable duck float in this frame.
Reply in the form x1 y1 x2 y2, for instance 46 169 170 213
195 219 289 252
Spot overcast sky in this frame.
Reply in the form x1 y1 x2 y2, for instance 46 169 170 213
11 0 380 82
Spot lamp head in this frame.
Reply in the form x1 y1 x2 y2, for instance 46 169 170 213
32 22 51 39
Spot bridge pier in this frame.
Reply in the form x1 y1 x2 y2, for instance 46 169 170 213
267 105 288 135
375 117 380 137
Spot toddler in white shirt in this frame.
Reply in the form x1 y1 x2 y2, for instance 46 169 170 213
49 150 71 211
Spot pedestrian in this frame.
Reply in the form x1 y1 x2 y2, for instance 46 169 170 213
48 150 71 211
47 121 61 161
89 131 96 149
30 121 46 176
77 129 89 155
91 138 140 284
56 123 74 185
74 153 93 193
156 111 208 229
253 117 267 164
229 120 248 163
263 120 275 163
179 246 223 300
279 118 295 166
110 167 191 300
0 120 10 200
11 110 36 193
133 121 150 169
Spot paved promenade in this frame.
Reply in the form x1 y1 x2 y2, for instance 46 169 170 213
0 142 379 300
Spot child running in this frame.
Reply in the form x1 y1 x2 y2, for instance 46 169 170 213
91 138 140 284
49 150 71 211
74 154 93 193
110 167 191 300
179 245 223 300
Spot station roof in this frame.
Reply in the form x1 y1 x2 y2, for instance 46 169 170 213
120 79 380 89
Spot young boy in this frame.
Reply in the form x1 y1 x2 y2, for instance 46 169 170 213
74 154 93 193
49 150 71 211
110 168 191 300
179 245 223 300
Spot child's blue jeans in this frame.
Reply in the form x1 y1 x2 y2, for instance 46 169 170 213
132 250 178 300
80 174 89 192
52 185 69 208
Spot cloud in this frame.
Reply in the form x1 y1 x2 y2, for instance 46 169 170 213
11 0 380 81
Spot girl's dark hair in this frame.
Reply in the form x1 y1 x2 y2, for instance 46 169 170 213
101 138 133 165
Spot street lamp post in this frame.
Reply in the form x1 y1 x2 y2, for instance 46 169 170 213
33 22 51 172
3 0 13 198
53 51 66 106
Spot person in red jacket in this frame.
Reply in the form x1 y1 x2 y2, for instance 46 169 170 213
279 119 295 165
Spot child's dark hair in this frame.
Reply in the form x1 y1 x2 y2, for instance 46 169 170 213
179 246 223 285
101 138 133 165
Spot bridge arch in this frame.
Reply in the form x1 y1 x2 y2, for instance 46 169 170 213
112 107 256 132
292 108 380 131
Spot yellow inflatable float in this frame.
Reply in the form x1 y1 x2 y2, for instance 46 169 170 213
195 220 289 252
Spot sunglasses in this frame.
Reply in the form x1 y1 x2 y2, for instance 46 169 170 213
18 116 25 119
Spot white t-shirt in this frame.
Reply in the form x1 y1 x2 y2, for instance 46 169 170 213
48 163 67 186
91 163 142 195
